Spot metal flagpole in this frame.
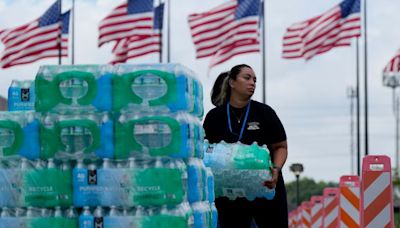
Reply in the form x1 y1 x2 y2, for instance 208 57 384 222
159 0 163 63
261 0 266 104
58 0 62 65
347 86 356 175
363 0 369 156
71 0 75 64
167 0 170 63
356 38 361 175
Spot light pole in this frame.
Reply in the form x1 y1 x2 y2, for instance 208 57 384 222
347 86 357 175
383 72 400 179
290 163 304 206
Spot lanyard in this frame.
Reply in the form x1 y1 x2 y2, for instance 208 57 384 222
227 101 251 141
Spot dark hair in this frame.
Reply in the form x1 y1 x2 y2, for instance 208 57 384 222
212 64 252 106
211 72 229 106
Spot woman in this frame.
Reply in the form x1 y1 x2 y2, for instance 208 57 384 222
203 64 288 227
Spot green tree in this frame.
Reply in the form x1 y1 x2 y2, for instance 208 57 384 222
285 177 337 212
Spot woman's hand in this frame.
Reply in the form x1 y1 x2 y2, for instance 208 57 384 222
263 167 280 189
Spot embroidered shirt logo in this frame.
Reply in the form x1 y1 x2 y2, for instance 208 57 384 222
247 122 260 130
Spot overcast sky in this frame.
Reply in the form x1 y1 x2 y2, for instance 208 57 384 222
0 0 399 183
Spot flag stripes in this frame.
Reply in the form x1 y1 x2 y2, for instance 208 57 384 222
0 1 69 68
282 0 360 60
188 0 260 68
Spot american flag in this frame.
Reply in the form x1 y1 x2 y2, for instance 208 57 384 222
98 0 154 47
383 49 400 87
383 49 400 74
111 2 164 64
188 0 261 68
282 0 361 60
0 1 69 68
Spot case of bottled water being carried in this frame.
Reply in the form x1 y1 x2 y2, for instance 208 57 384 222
8 80 36 111
39 112 113 160
73 158 187 207
0 159 73 208
115 112 203 159
113 64 203 117
35 65 113 113
203 141 275 201
0 206 78 228
79 204 194 228
0 111 40 160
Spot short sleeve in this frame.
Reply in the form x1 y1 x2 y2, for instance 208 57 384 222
203 110 218 143
267 109 287 144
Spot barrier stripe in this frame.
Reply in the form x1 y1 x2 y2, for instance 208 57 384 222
340 208 358 227
324 198 338 227
366 204 391 228
363 172 390 208
340 196 359 225
311 204 322 226
301 201 312 227
311 196 323 228
364 184 391 226
361 155 394 228
363 171 381 189
341 187 359 209
339 175 360 228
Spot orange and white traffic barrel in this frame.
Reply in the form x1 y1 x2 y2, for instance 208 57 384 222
361 155 394 227
310 196 324 228
339 175 360 227
322 187 340 228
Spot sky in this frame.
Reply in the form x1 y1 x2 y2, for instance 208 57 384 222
0 0 399 183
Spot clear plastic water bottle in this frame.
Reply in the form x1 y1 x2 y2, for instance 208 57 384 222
79 206 93 228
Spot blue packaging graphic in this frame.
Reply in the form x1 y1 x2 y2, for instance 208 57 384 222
8 80 36 111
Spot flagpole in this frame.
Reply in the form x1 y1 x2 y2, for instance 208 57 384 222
159 0 162 63
58 0 62 65
356 38 361 176
167 0 170 63
71 0 75 64
261 0 266 104
363 0 369 156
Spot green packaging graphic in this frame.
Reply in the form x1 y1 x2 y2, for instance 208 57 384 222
130 167 185 206
0 166 72 207
23 168 73 207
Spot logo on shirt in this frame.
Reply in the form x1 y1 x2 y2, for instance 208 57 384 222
247 122 260 130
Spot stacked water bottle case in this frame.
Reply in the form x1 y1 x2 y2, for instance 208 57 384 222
1 64 216 228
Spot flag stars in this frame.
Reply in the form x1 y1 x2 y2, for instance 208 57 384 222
340 0 360 18
235 0 260 19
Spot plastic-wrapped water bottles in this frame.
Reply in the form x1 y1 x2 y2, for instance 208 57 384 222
35 65 113 113
203 141 275 200
8 80 36 111
0 207 78 228
187 158 208 204
78 204 193 228
73 158 187 207
192 201 212 228
115 112 202 159
0 112 40 160
0 159 72 207
113 64 203 117
40 112 113 159
206 167 215 203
